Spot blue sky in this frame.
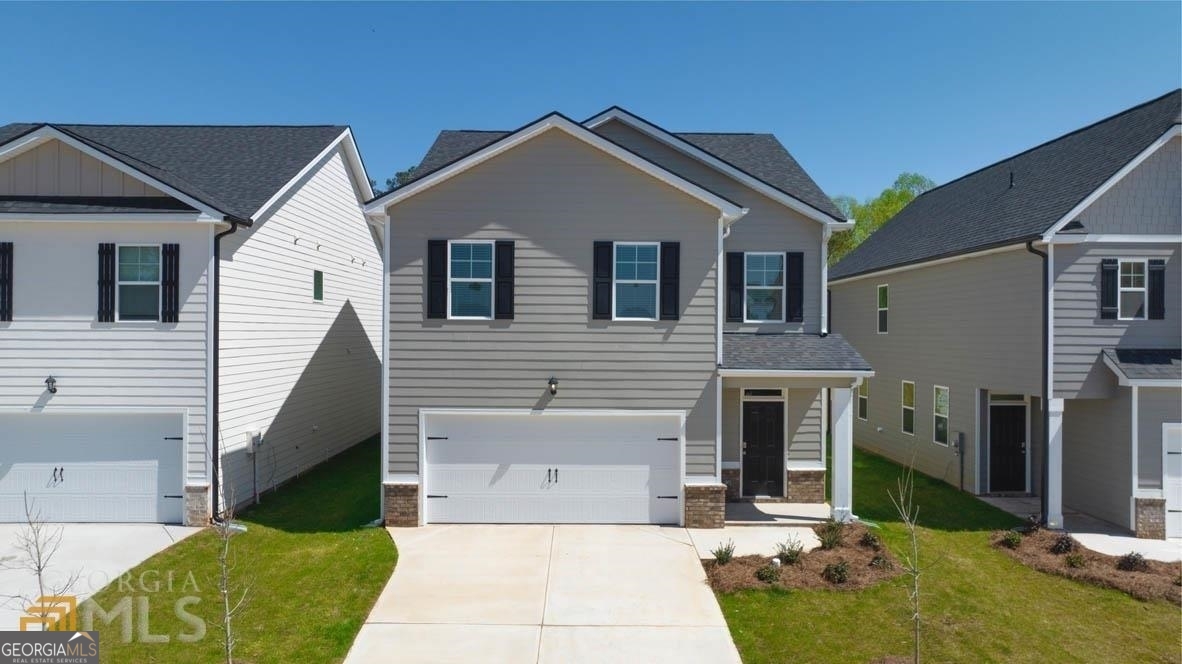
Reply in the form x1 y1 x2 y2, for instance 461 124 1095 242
1 2 1178 200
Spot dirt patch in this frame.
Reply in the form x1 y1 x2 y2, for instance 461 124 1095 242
992 528 1182 605
705 522 903 592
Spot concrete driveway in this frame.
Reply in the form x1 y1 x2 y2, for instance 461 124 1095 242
346 525 741 664
0 523 201 630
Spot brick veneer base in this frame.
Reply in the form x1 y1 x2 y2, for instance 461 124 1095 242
785 470 826 503
684 484 726 528
721 469 741 501
384 483 420 527
1134 497 1166 539
183 485 209 526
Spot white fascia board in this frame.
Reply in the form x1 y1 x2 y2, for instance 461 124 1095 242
828 242 1028 286
1043 125 1181 242
365 114 748 222
717 368 876 379
1049 233 1182 245
0 126 228 222
0 213 217 223
1101 352 1182 387
584 108 841 226
250 128 375 223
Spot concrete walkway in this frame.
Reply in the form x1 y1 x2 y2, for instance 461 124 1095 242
345 525 741 664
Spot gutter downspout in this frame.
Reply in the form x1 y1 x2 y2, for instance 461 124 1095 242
1025 240 1050 525
212 219 242 521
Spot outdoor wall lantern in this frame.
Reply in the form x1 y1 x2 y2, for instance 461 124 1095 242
548 376 559 396
44 376 57 394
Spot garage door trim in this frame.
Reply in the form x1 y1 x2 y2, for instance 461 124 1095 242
419 408 686 526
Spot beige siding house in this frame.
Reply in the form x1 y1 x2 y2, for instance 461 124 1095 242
830 90 1182 539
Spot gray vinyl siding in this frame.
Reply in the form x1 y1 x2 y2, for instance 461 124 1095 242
1074 136 1180 235
720 387 823 466
1063 392 1133 529
830 247 1042 491
592 120 824 333
387 130 720 476
0 139 168 197
1138 387 1182 491
1052 242 1180 399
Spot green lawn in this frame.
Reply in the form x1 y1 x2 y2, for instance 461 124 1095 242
717 448 1182 664
85 436 396 663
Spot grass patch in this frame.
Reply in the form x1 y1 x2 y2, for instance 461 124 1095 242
717 447 1182 663
86 436 395 663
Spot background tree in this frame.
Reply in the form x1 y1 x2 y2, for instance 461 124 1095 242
370 165 419 196
829 172 935 265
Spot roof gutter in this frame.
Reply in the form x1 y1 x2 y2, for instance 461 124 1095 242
211 217 243 521
1025 239 1051 527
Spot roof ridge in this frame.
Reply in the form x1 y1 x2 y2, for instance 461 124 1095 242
47 123 347 129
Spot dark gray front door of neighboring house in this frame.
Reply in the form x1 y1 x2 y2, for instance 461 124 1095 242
742 400 784 497
990 404 1027 492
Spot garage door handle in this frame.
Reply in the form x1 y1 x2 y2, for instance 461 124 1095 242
427 494 448 499
554 468 558 483
547 468 552 483
657 495 678 499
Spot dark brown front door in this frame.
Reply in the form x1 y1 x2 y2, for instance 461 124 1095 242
990 404 1027 492
742 400 784 496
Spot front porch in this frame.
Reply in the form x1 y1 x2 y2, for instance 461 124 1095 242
724 501 830 526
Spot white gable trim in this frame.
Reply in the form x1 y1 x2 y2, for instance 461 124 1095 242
0 126 227 222
364 114 748 222
1043 125 1181 242
584 108 847 226
251 128 374 223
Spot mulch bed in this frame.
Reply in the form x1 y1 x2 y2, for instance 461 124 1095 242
992 528 1182 605
704 521 904 592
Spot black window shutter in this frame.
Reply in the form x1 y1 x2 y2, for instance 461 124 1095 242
1148 259 1166 320
161 243 180 323
592 241 613 320
1099 258 1118 320
725 252 744 322
0 242 11 322
786 251 804 323
494 240 515 320
659 242 680 320
98 243 115 322
426 240 447 319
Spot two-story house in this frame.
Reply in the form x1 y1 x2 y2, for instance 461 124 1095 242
829 90 1181 539
365 109 871 529
0 123 382 526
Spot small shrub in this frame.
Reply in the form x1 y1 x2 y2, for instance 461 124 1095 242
1049 533 1076 555
1001 530 1023 549
775 536 804 566
822 560 850 584
1022 513 1042 533
755 563 781 583
817 520 846 550
859 531 882 551
711 539 736 565
1116 552 1149 573
870 554 894 571
1064 553 1086 569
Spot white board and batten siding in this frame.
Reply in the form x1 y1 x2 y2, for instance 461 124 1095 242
218 146 382 508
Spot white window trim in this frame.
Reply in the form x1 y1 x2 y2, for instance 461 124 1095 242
446 239 495 320
857 380 869 421
876 284 889 334
1117 258 1147 321
742 251 787 323
933 385 950 447
612 241 660 321
115 243 162 323
901 380 915 436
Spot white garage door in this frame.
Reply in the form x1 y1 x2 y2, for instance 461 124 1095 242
424 411 682 524
0 412 184 523
1165 423 1182 539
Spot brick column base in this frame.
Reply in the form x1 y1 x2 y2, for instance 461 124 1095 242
384 483 420 527
721 469 740 501
183 485 210 526
1134 497 1166 539
684 484 726 528
786 470 826 503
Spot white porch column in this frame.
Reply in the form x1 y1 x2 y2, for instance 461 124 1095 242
1046 398 1064 528
831 384 855 522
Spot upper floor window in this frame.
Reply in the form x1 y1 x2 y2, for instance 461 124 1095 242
877 284 889 333
449 241 494 318
117 245 160 321
744 252 785 323
857 380 868 421
614 242 659 320
1118 259 1146 320
901 380 915 435
933 385 949 445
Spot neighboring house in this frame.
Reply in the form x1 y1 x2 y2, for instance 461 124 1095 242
0 123 382 526
365 108 871 528
829 90 1181 539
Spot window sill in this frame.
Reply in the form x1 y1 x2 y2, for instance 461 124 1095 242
612 317 659 322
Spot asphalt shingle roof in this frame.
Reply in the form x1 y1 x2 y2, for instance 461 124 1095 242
831 89 1182 281
0 123 349 222
722 333 871 372
1102 348 1182 381
0 196 196 215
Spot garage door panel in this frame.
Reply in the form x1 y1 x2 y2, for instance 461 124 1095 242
1165 423 1181 538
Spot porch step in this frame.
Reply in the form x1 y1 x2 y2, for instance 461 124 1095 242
723 501 831 527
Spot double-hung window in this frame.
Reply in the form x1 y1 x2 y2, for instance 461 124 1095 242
449 240 494 318
1118 259 1146 320
613 242 659 320
901 380 915 435
117 244 161 321
744 252 785 322
877 284 889 333
857 380 869 421
933 385 949 445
